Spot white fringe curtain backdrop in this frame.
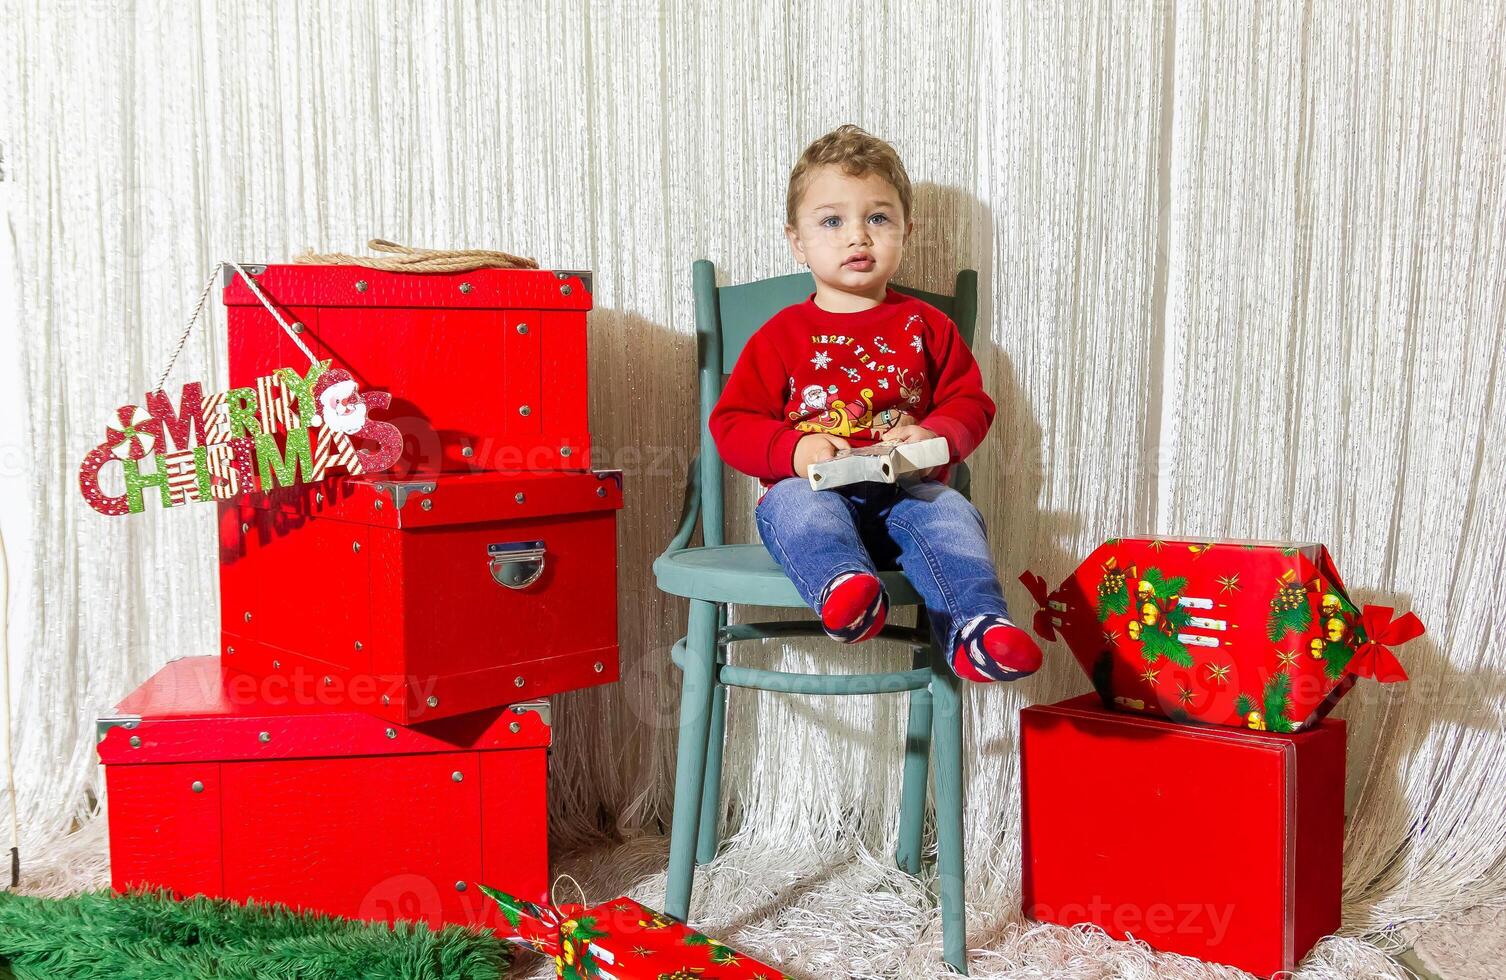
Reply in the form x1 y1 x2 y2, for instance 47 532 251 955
1 1 1502 977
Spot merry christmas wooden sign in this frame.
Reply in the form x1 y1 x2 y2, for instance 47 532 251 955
78 361 401 516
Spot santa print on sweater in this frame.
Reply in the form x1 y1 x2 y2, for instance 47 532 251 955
710 288 996 487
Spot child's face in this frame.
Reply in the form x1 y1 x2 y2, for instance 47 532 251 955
786 166 911 298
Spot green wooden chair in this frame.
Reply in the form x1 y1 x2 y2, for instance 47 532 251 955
653 259 978 975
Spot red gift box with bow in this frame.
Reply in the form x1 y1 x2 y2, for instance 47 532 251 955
478 886 786 980
1022 537 1424 731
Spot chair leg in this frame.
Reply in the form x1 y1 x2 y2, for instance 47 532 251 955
665 599 720 922
695 675 728 865
896 644 933 876
929 644 969 975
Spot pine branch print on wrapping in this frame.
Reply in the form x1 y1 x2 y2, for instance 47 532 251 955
1136 624 1194 667
1131 568 1195 667
477 884 528 931
1267 603 1312 642
1322 640 1355 679
1267 575 1314 642
1096 574 1129 621
1263 672 1296 732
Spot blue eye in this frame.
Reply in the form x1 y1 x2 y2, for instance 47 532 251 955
819 215 840 228
869 213 889 224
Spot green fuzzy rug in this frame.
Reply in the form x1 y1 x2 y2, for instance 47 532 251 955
0 889 512 980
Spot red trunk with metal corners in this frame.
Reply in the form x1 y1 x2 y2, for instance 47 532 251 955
218 469 623 725
1020 694 1346 978
221 264 593 476
99 655 550 928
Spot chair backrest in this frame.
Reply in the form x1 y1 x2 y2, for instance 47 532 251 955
691 259 978 547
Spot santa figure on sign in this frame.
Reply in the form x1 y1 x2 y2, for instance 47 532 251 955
314 368 403 471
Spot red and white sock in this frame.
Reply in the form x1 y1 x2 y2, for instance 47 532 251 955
819 572 888 643
952 615 1042 682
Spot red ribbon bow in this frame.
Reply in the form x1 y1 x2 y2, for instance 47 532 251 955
1019 571 1058 641
1347 605 1423 683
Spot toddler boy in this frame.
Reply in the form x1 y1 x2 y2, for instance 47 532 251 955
709 124 1041 682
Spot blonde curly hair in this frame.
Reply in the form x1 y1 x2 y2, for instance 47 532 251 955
786 124 913 228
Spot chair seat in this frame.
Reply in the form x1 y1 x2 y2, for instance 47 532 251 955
653 544 922 607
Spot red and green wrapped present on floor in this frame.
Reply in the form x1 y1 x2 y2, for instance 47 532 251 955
1022 537 1425 731
478 885 786 980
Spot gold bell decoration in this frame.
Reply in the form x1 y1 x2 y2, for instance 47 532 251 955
1246 711 1267 731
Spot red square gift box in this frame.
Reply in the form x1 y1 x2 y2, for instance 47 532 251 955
1020 694 1346 977
222 263 594 476
1022 537 1423 731
218 468 623 725
478 888 788 980
98 655 549 930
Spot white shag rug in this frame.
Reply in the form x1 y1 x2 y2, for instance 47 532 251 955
1403 904 1506 980
19 819 1417 980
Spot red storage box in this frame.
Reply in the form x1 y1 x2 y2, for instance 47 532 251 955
98 655 549 929
1020 694 1345 978
219 469 623 725
222 263 593 476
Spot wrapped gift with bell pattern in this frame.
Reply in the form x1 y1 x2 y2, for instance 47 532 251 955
1021 537 1425 731
478 887 786 980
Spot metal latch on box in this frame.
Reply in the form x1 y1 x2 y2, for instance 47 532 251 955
489 540 546 589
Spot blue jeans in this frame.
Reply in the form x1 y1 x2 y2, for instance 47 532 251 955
755 477 1010 651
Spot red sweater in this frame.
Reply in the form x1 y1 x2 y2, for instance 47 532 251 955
710 288 996 486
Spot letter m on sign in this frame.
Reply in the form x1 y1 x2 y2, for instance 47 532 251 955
254 428 314 490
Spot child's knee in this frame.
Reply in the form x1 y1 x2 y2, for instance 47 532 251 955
903 482 987 532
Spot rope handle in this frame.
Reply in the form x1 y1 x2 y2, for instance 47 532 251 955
294 238 539 272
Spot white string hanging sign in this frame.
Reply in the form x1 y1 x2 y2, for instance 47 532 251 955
77 262 403 516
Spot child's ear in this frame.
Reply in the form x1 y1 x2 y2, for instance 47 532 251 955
785 224 806 265
903 219 915 245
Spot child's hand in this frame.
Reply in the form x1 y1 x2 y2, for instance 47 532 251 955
885 424 942 478
884 424 939 445
793 433 851 478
